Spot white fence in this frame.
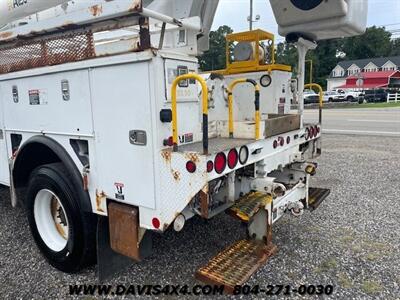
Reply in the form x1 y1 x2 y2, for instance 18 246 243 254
387 93 400 103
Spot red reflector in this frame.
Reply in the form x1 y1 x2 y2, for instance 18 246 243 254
309 126 315 138
152 218 160 229
164 136 173 146
227 149 239 169
314 125 319 136
214 152 226 174
207 160 214 173
279 137 284 146
286 136 291 144
316 126 321 134
273 140 278 148
186 161 196 173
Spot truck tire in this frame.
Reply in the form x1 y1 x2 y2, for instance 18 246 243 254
25 163 96 273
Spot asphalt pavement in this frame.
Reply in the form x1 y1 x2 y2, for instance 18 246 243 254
303 107 400 136
0 134 399 299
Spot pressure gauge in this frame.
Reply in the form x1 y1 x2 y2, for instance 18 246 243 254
260 74 272 87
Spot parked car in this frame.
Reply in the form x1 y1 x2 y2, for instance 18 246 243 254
323 91 343 102
363 89 388 103
343 91 363 102
303 89 319 104
330 89 346 102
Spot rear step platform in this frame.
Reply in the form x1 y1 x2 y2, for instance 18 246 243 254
308 187 331 211
227 192 272 222
195 239 277 294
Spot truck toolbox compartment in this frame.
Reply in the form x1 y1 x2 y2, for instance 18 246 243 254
264 114 301 137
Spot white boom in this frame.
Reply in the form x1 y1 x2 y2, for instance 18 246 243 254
0 0 219 54
0 0 68 28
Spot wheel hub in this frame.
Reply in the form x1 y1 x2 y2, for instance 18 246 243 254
34 189 69 252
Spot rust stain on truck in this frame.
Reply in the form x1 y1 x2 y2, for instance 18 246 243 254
129 0 143 12
184 152 200 163
0 31 12 39
172 170 181 181
89 4 103 17
96 190 107 213
161 150 171 163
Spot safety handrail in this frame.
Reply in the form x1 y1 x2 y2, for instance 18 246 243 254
304 83 323 124
171 74 209 154
227 79 261 140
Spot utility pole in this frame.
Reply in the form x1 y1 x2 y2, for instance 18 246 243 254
249 0 253 30
248 0 260 31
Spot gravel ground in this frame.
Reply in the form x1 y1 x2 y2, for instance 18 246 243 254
0 134 399 299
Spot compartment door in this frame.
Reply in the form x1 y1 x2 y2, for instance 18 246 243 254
90 62 156 209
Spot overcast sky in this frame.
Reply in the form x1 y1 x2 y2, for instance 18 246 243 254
212 0 400 42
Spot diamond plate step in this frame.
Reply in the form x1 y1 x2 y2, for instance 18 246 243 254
227 191 272 222
308 187 330 211
195 239 277 294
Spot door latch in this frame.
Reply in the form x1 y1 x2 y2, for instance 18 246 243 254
61 79 70 101
129 130 147 146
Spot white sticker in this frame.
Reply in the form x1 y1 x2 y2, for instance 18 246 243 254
29 89 48 105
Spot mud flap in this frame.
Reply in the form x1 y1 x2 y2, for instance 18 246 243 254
96 215 152 281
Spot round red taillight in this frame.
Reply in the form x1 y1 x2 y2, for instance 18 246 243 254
186 161 196 173
207 160 214 173
305 128 310 140
214 152 227 174
309 126 315 138
279 137 285 146
152 217 160 229
163 136 174 146
316 126 321 134
273 140 278 149
227 149 239 169
239 146 249 165
286 136 291 144
314 125 319 136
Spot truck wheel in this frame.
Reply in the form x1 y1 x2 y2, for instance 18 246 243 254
26 163 96 273
347 96 354 102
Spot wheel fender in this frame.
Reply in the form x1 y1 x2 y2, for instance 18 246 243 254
12 135 93 212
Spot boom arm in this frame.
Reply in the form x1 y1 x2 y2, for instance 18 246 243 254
0 0 219 53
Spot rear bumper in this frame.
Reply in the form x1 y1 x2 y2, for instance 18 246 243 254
140 124 322 231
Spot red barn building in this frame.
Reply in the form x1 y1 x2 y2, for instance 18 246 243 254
338 71 400 90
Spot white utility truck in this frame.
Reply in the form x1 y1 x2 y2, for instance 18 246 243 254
0 0 367 290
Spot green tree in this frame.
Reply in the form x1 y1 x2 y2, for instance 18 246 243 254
276 39 341 89
390 38 400 56
198 25 233 71
276 42 298 72
341 26 392 59
306 39 342 89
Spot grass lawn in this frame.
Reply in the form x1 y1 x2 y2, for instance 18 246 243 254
344 102 400 109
